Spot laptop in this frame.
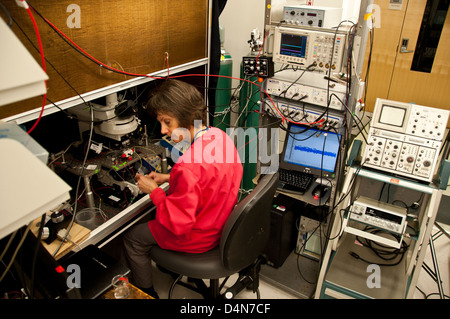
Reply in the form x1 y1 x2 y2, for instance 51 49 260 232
278 123 341 194
60 245 130 299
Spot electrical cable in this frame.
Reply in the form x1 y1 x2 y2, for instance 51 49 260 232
27 3 162 81
0 223 33 284
13 6 365 268
10 15 97 128
29 213 46 298
279 63 316 100
350 229 409 267
329 93 369 145
0 230 18 263
323 163 365 243
0 2 13 26
16 1 47 134
52 100 95 257
363 24 375 105
24 3 325 128
15 3 361 137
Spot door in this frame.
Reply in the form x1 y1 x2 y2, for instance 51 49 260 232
363 0 450 112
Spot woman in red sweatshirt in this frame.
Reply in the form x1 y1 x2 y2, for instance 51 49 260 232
123 79 243 298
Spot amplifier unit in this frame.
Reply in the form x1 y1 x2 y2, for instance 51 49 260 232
283 5 343 28
263 96 345 127
345 196 408 249
349 196 407 235
265 70 347 110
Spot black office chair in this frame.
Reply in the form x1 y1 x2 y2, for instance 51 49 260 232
149 172 279 299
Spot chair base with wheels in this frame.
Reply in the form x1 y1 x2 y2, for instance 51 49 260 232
154 254 268 299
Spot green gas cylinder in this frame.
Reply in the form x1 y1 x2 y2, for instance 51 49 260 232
238 58 260 191
213 49 232 131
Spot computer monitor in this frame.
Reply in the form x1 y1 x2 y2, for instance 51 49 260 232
280 123 341 179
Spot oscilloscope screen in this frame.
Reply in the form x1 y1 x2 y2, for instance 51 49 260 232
280 33 308 58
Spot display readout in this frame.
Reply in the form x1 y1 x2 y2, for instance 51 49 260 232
280 33 308 58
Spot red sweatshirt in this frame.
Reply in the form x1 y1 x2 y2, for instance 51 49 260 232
148 127 243 253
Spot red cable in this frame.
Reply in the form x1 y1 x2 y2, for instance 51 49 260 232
256 29 269 63
37 11 163 80
25 3 47 134
29 7 325 127
169 73 325 126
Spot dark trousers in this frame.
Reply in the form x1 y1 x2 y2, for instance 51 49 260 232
123 223 159 289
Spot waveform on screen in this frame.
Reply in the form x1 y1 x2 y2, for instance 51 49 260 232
294 145 337 158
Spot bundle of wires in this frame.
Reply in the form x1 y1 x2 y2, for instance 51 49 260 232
350 228 409 267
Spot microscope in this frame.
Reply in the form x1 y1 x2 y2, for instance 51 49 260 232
59 92 168 210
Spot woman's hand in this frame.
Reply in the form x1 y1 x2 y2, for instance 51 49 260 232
148 172 171 184
135 172 170 194
135 174 158 194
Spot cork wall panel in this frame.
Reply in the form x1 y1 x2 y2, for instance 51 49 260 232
0 0 208 119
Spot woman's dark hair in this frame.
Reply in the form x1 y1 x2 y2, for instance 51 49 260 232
146 79 207 128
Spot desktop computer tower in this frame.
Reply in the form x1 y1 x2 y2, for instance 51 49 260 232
264 194 300 268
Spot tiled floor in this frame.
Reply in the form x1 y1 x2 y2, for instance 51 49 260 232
151 224 449 299
412 224 449 299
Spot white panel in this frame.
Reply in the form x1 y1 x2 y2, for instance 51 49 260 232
0 138 71 240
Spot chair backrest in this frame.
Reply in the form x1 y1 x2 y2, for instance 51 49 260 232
220 172 279 272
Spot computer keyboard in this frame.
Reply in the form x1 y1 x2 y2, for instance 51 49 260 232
278 169 314 194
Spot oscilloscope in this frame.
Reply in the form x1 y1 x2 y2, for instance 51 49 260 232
272 26 347 72
362 98 449 182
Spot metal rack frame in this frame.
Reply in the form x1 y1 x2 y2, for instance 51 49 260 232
315 145 444 298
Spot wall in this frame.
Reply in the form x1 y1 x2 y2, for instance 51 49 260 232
0 0 208 120
219 0 265 87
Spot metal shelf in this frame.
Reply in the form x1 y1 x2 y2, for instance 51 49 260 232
4 58 209 125
315 165 443 299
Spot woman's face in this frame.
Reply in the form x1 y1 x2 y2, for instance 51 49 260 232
157 112 196 143
157 113 180 138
